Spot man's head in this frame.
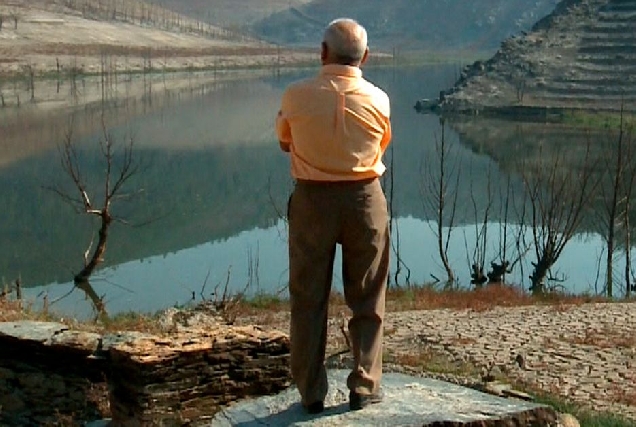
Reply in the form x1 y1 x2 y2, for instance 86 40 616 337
321 18 369 67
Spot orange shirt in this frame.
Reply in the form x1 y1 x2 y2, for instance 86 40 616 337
276 64 392 181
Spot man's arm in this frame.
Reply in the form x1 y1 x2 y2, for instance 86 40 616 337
379 117 392 153
276 110 292 153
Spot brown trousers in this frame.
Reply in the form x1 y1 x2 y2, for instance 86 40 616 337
288 177 390 406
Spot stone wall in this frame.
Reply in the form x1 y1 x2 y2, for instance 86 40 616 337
0 321 291 426
107 326 291 426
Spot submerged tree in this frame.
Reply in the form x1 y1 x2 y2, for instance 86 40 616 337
592 109 636 298
49 120 139 317
488 174 529 286
422 119 460 287
464 161 493 288
383 144 412 288
522 140 599 294
619 119 636 297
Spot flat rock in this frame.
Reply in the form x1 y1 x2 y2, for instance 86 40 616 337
0 321 102 354
0 321 68 343
211 370 557 426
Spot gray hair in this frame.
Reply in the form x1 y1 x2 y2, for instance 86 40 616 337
323 18 368 65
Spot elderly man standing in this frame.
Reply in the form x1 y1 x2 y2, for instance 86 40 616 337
276 18 392 414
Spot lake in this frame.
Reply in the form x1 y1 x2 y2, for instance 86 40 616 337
0 64 630 318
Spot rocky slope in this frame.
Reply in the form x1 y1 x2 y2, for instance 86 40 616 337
436 0 636 112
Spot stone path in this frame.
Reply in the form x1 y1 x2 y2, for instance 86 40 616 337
244 302 636 420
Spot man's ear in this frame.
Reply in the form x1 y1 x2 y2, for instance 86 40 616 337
321 42 329 64
360 47 369 66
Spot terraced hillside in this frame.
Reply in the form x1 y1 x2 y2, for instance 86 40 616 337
437 0 636 112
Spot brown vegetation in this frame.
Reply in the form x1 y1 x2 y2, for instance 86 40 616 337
385 347 480 377
0 284 608 334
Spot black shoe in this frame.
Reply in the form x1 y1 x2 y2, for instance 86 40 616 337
349 391 383 411
305 401 325 414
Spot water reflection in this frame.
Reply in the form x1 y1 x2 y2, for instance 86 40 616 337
0 65 631 317
34 219 611 319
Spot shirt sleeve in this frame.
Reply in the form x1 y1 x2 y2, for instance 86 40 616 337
276 91 293 152
379 115 392 153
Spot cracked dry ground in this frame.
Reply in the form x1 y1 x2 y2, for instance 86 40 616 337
247 302 636 420
382 303 636 420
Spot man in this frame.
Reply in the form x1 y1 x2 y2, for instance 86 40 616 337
275 18 391 414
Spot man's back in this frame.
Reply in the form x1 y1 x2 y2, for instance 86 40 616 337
277 64 391 181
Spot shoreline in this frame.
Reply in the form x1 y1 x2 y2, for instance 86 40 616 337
2 287 635 423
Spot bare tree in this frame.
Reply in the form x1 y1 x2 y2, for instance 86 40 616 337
22 64 35 101
10 10 18 30
621 120 636 298
464 161 493 288
422 119 460 287
488 175 529 285
522 140 599 294
513 73 527 104
383 145 411 287
49 120 139 317
593 109 636 297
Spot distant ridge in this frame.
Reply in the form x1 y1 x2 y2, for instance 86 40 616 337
250 0 560 50
436 0 636 112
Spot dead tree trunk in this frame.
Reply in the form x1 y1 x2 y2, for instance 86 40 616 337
50 121 138 317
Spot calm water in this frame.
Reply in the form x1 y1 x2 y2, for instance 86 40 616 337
0 65 628 318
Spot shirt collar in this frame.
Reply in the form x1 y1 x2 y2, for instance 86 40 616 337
320 64 362 78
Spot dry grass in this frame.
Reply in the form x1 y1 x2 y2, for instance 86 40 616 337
383 284 605 312
384 347 480 378
608 383 636 407
0 297 59 323
0 298 26 322
563 328 636 349
0 284 614 334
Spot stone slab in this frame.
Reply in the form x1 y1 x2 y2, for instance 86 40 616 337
0 321 67 343
211 370 556 426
